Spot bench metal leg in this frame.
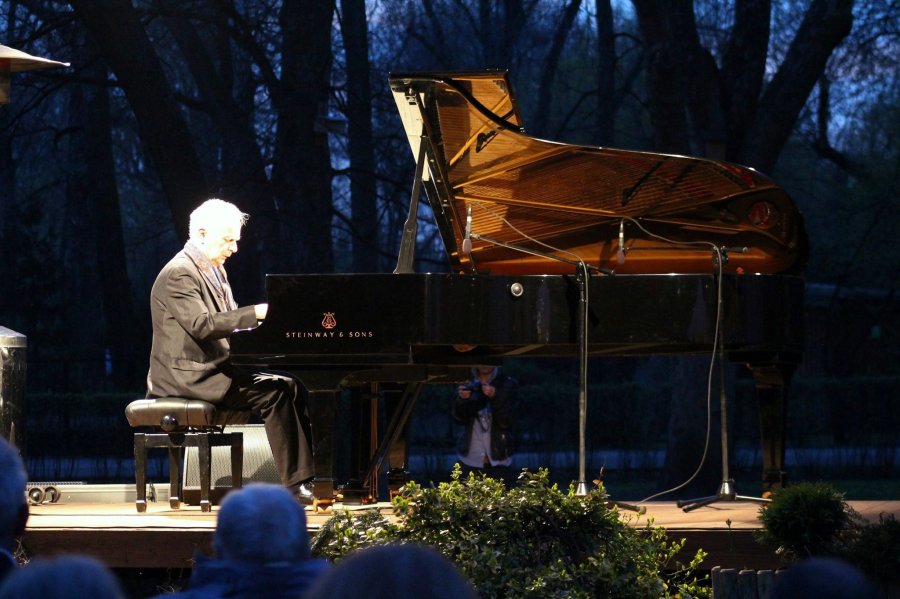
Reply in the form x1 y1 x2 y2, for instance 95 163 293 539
168 445 184 509
134 434 148 513
133 430 243 513
198 433 212 512
231 433 244 490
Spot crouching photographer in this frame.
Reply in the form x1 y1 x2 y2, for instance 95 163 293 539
451 365 518 485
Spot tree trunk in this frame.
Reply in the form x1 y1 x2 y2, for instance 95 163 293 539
340 0 379 272
532 0 582 136
742 0 853 173
479 0 529 68
660 357 714 495
0 109 14 229
66 39 150 390
595 0 615 145
62 41 105 388
70 0 210 239
157 0 278 297
272 0 337 272
632 0 691 154
633 0 854 494
721 0 771 161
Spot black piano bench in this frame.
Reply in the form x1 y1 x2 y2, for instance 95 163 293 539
125 398 251 513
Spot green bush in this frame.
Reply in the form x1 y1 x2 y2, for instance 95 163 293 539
312 466 708 598
848 514 900 595
755 481 860 563
756 481 900 595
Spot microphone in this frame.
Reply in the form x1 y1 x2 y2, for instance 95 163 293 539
461 205 473 255
616 220 626 265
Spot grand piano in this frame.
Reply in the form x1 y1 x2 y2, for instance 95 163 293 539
231 71 806 508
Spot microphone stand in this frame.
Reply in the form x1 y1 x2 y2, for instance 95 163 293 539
469 234 638 511
676 249 770 512
574 259 590 497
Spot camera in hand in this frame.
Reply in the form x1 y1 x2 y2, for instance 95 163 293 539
463 381 482 394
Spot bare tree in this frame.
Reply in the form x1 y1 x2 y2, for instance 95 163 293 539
64 34 145 389
595 0 615 145
531 0 583 136
156 0 278 294
340 0 379 272
272 0 337 272
70 0 211 238
631 0 853 494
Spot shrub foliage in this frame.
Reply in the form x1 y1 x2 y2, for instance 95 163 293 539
312 466 708 598
756 481 900 596
755 481 859 562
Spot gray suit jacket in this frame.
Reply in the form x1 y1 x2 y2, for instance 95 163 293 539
146 243 257 403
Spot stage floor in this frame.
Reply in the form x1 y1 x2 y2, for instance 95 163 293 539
22 490 899 572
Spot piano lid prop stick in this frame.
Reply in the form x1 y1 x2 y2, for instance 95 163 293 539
616 220 626 265
462 205 473 255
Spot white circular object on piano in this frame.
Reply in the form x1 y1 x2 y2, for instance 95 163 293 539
509 282 524 297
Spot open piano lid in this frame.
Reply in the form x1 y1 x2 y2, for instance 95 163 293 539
389 70 807 275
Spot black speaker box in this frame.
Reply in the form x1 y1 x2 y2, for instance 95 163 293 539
182 424 279 505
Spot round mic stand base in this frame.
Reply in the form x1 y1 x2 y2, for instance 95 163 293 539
676 478 770 512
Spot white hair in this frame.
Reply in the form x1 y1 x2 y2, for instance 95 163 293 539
214 484 310 564
0 437 27 544
188 198 249 241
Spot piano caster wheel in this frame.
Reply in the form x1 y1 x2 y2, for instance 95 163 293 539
170 497 182 510
136 500 147 513
312 498 334 514
200 500 212 513
27 487 45 505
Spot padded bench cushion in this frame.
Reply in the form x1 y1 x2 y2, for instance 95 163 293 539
125 398 252 429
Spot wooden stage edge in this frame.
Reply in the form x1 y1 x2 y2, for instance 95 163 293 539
22 486 900 572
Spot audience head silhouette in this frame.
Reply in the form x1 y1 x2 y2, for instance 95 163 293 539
0 555 125 599
306 543 478 599
155 483 328 598
0 437 28 583
215 483 311 563
770 556 882 599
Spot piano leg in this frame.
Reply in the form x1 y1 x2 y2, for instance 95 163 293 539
750 362 794 495
308 389 337 512
384 383 412 498
341 384 379 505
353 382 422 502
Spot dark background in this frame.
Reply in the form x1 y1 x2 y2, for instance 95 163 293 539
1 0 897 498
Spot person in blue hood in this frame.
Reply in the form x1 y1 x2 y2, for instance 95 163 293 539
158 484 329 598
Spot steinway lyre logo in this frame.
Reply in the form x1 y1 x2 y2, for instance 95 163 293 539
321 312 337 329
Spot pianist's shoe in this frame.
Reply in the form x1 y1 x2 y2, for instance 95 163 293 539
295 480 315 506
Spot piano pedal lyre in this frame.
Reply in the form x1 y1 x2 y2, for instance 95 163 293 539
387 467 408 502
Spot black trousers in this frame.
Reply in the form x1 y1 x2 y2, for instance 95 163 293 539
221 371 314 488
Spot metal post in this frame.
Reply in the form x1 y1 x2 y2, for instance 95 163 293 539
0 326 27 451
575 264 589 495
